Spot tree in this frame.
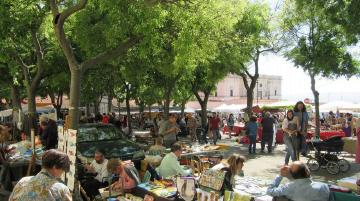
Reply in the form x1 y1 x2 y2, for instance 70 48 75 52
283 0 359 136
47 0 145 129
0 57 24 139
312 0 360 43
38 49 70 119
172 79 193 118
0 0 51 133
231 2 281 116
191 64 218 128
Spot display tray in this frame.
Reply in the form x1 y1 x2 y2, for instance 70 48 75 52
137 180 177 198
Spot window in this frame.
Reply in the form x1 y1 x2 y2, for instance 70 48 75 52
259 83 262 87
275 90 277 96
230 90 233 97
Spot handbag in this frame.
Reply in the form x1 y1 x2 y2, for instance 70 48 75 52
199 169 226 193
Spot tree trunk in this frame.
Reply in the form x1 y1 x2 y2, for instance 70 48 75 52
139 102 145 114
94 101 99 115
11 85 22 140
49 91 63 119
246 90 254 116
180 101 186 118
26 88 37 135
107 94 113 114
85 104 90 117
240 53 260 117
11 85 21 110
200 102 208 129
163 90 171 119
193 90 210 128
68 70 82 130
310 73 320 137
126 90 132 135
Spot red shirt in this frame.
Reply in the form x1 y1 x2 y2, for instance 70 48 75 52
210 117 221 129
102 115 109 124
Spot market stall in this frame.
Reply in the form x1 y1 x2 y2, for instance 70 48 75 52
223 123 245 136
0 140 43 191
307 130 345 140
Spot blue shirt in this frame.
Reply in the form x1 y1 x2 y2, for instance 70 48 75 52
247 121 258 136
267 176 330 201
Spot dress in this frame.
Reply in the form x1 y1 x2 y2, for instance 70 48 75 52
9 170 72 201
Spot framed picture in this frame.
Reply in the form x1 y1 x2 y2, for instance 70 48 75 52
176 177 196 201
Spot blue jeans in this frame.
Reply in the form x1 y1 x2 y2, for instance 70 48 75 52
212 128 220 144
284 135 299 165
248 135 257 153
299 134 307 154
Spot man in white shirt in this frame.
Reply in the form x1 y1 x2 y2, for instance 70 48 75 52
82 149 109 199
157 144 191 178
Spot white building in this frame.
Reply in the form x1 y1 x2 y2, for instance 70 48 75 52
213 74 282 100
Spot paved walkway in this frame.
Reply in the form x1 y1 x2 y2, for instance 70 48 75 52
216 134 360 184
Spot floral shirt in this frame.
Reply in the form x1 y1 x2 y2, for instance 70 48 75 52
9 169 72 201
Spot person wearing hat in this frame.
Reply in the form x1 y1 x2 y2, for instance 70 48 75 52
40 116 58 150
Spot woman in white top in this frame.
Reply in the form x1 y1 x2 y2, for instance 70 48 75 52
282 110 300 165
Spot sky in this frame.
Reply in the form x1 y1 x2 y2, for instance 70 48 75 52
252 53 360 103
248 0 360 103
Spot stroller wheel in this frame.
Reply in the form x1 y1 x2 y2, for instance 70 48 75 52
307 158 320 171
326 162 340 175
338 159 351 172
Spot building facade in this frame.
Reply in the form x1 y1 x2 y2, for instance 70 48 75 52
214 74 282 100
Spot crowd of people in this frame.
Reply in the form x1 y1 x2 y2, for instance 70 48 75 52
7 146 333 201
2 100 360 201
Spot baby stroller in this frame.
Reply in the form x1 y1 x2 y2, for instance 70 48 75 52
306 136 350 175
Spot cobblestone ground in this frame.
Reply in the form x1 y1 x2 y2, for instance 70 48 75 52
215 133 360 184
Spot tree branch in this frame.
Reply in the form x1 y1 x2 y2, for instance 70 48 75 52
145 0 188 6
61 0 87 24
240 73 250 91
191 83 203 104
12 51 31 86
48 0 59 16
244 70 253 79
49 0 80 69
49 0 87 26
80 36 143 72
30 30 45 91
49 92 56 107
258 48 274 54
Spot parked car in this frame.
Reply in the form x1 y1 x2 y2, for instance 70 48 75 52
77 123 145 161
